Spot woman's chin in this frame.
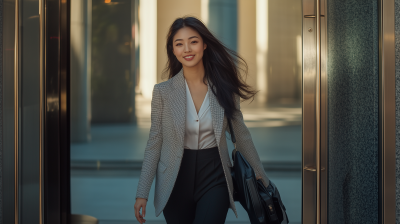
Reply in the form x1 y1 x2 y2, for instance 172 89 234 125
181 60 201 68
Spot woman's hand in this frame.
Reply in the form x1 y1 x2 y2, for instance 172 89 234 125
256 176 262 180
134 198 147 224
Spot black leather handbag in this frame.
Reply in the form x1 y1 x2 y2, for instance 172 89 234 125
227 117 289 224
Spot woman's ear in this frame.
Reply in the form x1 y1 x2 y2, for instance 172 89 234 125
203 43 207 50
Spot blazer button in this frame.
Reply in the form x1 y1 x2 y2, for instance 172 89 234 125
196 120 198 122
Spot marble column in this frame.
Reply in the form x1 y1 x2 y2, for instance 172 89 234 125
208 0 237 52
140 0 157 99
238 0 257 95
70 0 91 142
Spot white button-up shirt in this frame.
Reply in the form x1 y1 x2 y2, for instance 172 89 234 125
184 79 218 150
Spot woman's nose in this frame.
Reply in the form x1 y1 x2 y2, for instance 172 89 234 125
184 43 191 53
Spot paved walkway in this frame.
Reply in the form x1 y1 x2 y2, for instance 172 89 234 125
71 97 301 163
71 170 301 223
71 99 302 223
71 124 301 163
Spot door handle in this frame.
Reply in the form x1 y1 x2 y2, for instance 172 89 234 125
304 15 325 18
303 0 325 223
304 166 325 172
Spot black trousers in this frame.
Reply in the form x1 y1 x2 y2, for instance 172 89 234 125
163 147 230 224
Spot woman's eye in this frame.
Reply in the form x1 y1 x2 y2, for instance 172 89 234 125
192 41 198 44
176 43 182 46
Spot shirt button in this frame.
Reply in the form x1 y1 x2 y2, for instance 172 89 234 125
196 120 198 122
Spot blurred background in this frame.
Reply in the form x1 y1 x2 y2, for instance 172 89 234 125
70 0 302 223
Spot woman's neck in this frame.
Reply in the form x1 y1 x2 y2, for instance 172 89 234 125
182 61 206 84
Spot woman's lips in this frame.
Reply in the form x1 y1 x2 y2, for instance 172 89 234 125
183 55 195 61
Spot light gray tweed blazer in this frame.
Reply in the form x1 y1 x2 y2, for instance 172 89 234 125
136 69 270 217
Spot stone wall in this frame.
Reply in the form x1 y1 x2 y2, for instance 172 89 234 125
327 0 379 223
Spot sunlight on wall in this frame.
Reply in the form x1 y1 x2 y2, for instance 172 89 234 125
201 0 209 25
256 0 267 103
237 0 257 93
139 0 157 99
134 8 140 49
297 35 302 67
156 0 202 84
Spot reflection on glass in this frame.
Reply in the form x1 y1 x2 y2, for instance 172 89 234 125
19 0 41 223
70 0 302 223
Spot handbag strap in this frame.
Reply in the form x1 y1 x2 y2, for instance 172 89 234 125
227 117 236 144
227 116 238 162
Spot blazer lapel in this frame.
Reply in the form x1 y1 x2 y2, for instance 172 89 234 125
168 69 186 149
167 69 225 149
207 81 225 147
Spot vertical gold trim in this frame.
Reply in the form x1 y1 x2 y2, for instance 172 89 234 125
39 0 45 223
379 0 396 223
14 0 19 223
316 0 321 223
320 0 328 223
302 0 318 222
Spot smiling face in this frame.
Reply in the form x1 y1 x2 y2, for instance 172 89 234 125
172 26 207 68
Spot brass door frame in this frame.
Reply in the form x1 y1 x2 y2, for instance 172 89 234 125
378 0 396 223
14 1 20 224
39 1 45 223
319 0 328 222
3 0 17 223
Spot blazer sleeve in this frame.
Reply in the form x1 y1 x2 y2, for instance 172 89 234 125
228 94 270 187
136 84 163 200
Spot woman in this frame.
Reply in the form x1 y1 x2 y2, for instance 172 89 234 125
134 16 269 224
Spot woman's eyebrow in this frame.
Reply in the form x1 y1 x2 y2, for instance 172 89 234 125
174 36 199 42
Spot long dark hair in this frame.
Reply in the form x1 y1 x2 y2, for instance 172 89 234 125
163 16 258 120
